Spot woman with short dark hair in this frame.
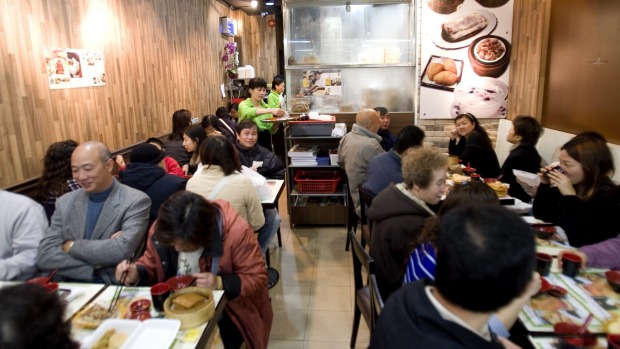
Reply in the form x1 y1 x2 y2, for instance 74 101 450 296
448 113 500 178
267 76 285 109
533 131 620 247
116 191 272 349
500 115 543 202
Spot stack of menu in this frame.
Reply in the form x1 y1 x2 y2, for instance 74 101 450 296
288 144 319 166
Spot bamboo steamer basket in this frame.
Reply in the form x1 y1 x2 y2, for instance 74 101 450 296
427 0 464 14
164 287 215 330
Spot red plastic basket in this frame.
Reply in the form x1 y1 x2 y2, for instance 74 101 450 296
294 171 341 193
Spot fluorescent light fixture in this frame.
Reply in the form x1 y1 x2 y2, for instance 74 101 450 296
266 1 274 5
250 0 258 7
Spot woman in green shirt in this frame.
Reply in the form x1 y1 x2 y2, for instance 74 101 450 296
238 77 284 151
267 76 285 109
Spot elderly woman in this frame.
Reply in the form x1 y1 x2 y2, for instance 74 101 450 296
368 147 447 301
448 113 500 178
116 191 272 349
533 131 620 247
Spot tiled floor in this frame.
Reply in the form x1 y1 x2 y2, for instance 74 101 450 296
266 195 370 348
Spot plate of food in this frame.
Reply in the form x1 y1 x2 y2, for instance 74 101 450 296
421 55 465 91
81 319 139 349
73 300 129 329
431 9 498 49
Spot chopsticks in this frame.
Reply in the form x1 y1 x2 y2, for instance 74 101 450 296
108 244 143 312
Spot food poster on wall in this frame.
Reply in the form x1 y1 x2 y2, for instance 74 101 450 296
44 47 106 89
419 0 513 119
300 70 342 96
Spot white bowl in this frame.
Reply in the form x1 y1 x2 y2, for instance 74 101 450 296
454 77 508 118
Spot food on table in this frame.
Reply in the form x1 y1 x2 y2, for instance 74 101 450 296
451 173 470 184
487 181 509 196
443 58 458 74
530 296 574 325
92 329 128 349
441 13 488 43
426 63 444 80
172 292 206 310
605 316 620 334
74 304 114 329
433 71 458 86
475 37 506 61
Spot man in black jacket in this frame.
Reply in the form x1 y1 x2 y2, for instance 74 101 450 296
370 205 537 349
119 143 187 225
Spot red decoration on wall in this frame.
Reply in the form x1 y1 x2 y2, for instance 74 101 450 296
267 19 276 28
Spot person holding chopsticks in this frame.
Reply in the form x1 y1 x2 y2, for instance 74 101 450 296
115 191 272 349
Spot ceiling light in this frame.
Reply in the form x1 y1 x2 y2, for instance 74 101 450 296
250 0 258 8
266 1 274 5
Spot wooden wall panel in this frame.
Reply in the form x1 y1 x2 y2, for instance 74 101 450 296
0 0 276 188
230 12 279 80
506 0 548 120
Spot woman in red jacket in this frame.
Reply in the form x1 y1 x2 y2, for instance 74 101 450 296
116 191 272 349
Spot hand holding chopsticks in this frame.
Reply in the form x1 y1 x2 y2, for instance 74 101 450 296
108 245 143 312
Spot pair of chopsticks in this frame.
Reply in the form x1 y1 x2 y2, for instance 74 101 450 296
108 243 144 312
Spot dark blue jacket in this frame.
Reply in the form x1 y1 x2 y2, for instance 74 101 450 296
378 129 397 152
119 163 187 224
363 149 403 197
236 142 285 179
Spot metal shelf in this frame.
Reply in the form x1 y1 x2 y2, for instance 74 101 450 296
290 185 348 197
288 164 340 168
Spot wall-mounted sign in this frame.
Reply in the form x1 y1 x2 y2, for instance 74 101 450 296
300 70 342 96
419 0 514 119
44 47 106 90
219 17 237 37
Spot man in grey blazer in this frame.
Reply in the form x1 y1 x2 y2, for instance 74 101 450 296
38 141 151 284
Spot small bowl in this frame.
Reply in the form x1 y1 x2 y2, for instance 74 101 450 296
539 276 551 294
454 77 508 118
462 167 477 174
605 270 620 293
43 282 59 294
548 285 568 298
166 275 194 292
553 322 597 348
128 310 151 321
608 334 620 349
26 277 50 286
130 299 152 312
532 224 556 240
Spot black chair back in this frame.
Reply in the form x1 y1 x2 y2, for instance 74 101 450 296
369 273 384 329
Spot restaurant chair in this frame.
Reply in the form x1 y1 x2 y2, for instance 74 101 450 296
345 182 359 251
369 273 384 330
357 184 374 249
349 229 376 348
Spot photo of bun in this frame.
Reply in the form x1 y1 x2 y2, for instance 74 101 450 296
421 55 464 91
426 63 444 80
433 71 458 86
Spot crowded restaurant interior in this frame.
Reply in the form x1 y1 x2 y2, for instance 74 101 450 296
2 0 620 348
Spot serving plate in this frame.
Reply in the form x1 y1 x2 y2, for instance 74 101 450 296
421 55 465 92
121 319 181 349
431 9 498 50
81 319 140 349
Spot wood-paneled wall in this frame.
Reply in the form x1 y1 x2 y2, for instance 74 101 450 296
506 0 548 120
0 0 277 188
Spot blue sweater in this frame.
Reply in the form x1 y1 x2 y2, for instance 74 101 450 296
363 149 403 196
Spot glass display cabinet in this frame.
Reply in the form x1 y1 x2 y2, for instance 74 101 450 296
283 0 416 114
